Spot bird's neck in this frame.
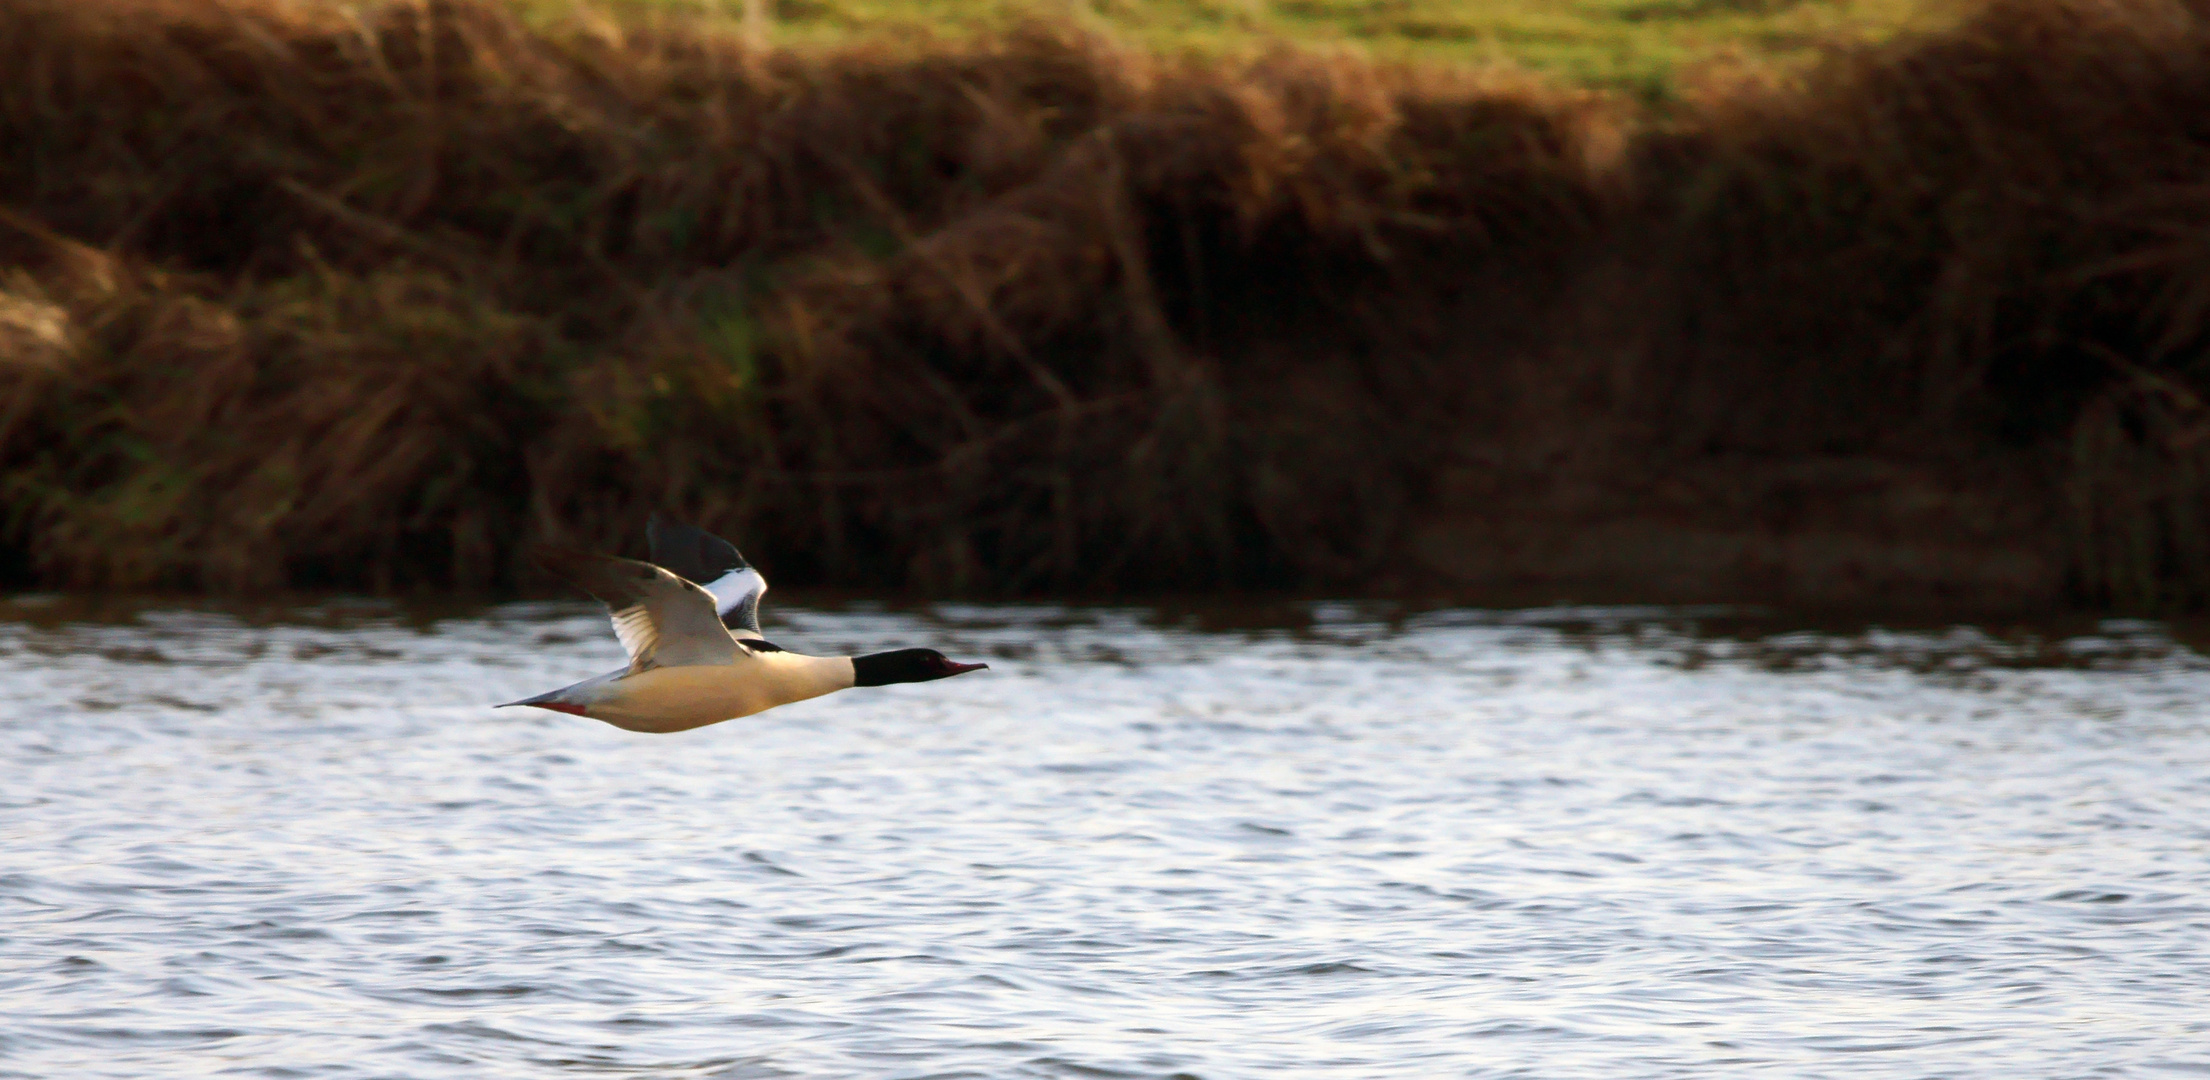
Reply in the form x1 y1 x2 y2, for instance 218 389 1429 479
767 652 859 694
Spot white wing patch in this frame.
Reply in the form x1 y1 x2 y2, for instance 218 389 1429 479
646 516 770 637
702 566 768 638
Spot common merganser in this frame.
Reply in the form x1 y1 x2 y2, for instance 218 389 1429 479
500 516 986 733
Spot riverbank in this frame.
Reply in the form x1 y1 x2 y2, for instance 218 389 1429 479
3 0 2207 608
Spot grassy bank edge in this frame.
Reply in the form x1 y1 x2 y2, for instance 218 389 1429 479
3 0 2208 608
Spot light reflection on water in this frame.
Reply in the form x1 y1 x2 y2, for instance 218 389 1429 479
2 598 2208 1078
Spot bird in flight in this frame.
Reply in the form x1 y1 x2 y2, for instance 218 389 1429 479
501 515 986 733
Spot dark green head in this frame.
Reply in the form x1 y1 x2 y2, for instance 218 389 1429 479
852 648 988 687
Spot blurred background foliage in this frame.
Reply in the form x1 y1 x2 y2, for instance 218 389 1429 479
5 0 2210 610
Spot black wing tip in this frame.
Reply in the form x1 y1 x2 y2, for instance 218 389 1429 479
645 511 683 547
532 545 636 575
531 547 663 605
531 545 601 575
646 512 751 577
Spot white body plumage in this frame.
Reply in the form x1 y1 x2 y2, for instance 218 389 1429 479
500 516 984 734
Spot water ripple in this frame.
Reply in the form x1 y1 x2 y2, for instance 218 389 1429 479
2 601 2208 1077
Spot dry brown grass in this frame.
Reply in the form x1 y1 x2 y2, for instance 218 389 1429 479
1629 0 2210 606
0 0 1609 593
5 0 2210 606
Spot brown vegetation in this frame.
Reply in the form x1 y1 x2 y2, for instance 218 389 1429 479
3 0 2209 608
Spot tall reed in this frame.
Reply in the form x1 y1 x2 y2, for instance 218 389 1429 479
1633 0 2210 606
5 0 2210 606
0 0 1608 592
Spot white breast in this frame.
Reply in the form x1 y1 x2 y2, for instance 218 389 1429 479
583 654 856 734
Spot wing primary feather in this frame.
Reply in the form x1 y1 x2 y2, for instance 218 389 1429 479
537 547 737 671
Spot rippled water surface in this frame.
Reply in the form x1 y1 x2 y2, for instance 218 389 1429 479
5 599 2210 1078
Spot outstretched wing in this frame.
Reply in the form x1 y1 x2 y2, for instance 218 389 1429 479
647 514 768 639
539 549 737 672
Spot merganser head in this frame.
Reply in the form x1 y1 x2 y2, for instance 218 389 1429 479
852 648 989 687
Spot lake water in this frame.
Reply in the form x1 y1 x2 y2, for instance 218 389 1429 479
3 598 2208 1078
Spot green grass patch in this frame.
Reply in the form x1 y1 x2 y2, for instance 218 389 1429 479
570 0 1957 95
